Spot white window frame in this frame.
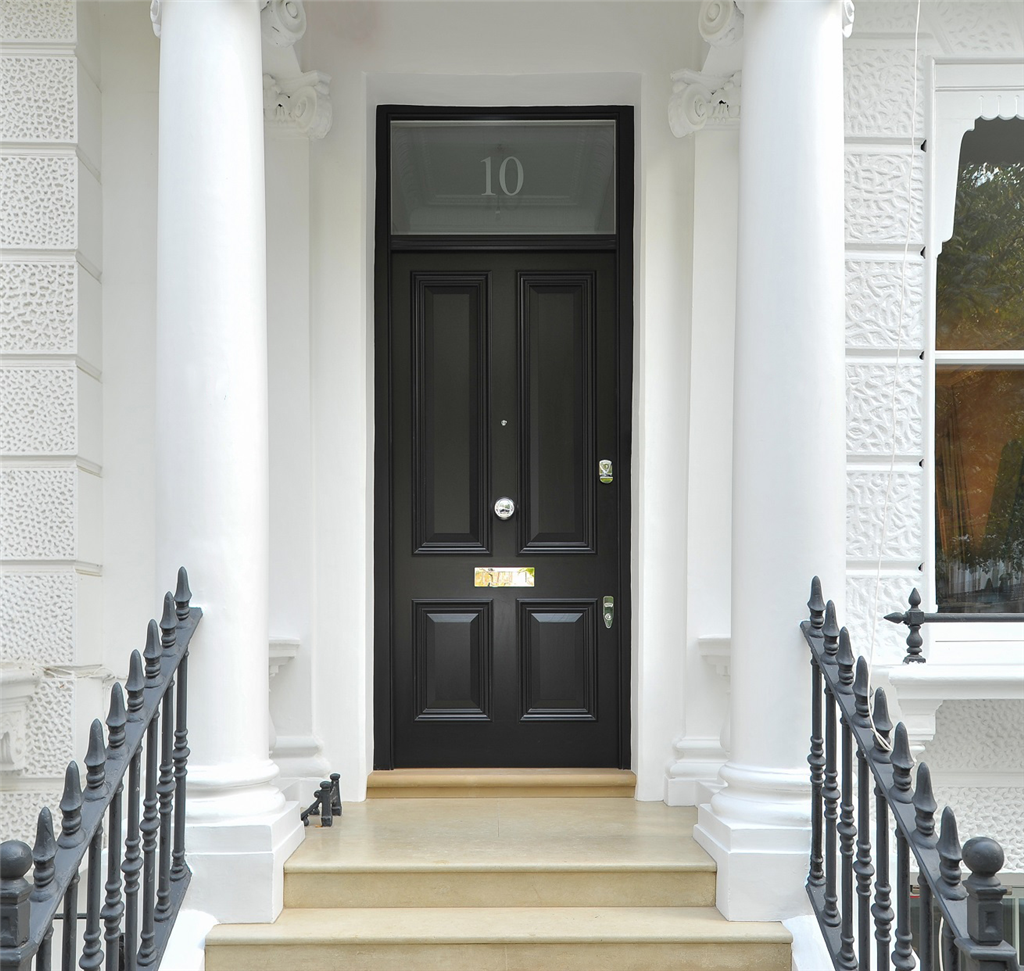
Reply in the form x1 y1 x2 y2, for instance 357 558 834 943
922 57 1024 660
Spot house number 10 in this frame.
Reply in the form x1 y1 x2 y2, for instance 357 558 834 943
481 156 524 196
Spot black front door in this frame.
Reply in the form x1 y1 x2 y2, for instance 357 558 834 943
386 250 625 767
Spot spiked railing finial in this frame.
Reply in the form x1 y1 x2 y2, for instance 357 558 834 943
30 807 56 901
913 762 937 845
160 592 177 653
837 628 855 687
890 722 914 802
127 649 145 716
872 687 892 760
174 567 192 621
808 577 826 629
144 618 161 682
58 761 83 848
107 682 127 751
823 601 840 660
853 656 870 723
84 719 106 797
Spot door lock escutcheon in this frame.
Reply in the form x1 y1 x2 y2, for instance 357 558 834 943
599 459 613 484
603 596 614 629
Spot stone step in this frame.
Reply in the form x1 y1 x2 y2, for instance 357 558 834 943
366 767 637 798
284 797 715 908
204 905 793 971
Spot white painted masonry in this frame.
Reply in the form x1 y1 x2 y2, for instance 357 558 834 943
1 0 1022 946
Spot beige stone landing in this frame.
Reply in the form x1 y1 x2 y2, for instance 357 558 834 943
205 799 792 971
367 767 637 798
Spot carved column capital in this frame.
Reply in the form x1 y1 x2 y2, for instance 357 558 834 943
699 0 744 47
261 0 307 47
842 0 856 38
668 69 741 139
264 71 333 140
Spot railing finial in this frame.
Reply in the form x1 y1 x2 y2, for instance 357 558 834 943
823 601 840 659
871 687 892 760
913 762 937 845
852 657 870 723
127 648 145 717
160 592 177 653
57 761 84 848
174 567 192 622
84 719 107 798
808 576 826 629
30 807 56 902
107 683 127 751
890 722 914 802
836 628 855 687
938 806 967 900
144 618 162 682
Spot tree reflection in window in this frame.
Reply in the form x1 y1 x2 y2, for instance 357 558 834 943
935 118 1023 612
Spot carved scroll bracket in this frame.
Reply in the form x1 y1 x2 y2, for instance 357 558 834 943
264 71 333 140
699 0 744 47
0 666 41 775
668 69 742 139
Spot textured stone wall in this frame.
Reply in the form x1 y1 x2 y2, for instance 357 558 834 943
843 0 1024 872
0 0 103 844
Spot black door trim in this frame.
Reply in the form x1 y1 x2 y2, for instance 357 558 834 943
373 104 634 770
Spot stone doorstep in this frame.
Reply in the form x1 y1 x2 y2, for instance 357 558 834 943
204 798 792 971
366 767 638 798
204 906 793 971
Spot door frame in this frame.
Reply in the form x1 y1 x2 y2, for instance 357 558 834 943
372 104 635 770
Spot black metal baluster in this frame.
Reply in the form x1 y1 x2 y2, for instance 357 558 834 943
892 829 914 970
156 595 176 922
122 651 144 971
837 632 857 970
808 656 825 891
172 569 191 882
58 762 83 970
103 685 126 971
851 659 873 971
32 808 57 971
80 830 104 971
871 689 893 971
823 681 840 928
330 773 342 818
138 621 161 969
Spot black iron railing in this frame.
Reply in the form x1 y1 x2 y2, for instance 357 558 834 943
884 588 1024 663
0 569 200 971
300 774 342 828
804 577 1020 971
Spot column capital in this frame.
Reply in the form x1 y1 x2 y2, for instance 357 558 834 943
668 69 741 138
261 0 307 48
264 71 333 140
699 0 744 47
152 0 307 43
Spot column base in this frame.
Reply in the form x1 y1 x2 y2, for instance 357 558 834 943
694 801 811 920
185 800 304 923
665 735 727 806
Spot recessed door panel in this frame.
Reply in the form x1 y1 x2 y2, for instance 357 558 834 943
518 274 596 553
412 274 490 553
520 601 597 720
413 601 492 720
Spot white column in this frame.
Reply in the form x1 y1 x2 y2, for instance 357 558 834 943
155 0 303 924
693 0 847 920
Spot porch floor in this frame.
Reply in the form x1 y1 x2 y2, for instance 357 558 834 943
205 798 792 970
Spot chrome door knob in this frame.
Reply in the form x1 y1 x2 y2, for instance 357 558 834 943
494 497 516 520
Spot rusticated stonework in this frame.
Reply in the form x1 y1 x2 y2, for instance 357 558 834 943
0 365 76 454
845 259 924 350
926 701 1024 773
847 470 922 560
846 363 923 455
22 677 74 777
0 0 75 43
0 571 75 664
0 154 77 249
0 468 76 559
844 48 922 138
0 261 77 353
0 55 76 143
845 152 925 245
845 574 922 663
929 2 1023 55
0 788 62 845
851 1 921 34
931 785 1024 873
